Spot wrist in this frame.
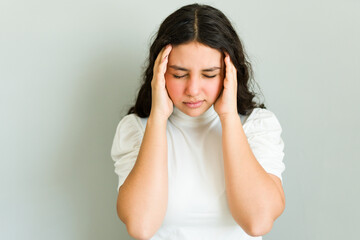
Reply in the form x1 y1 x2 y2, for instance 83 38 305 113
148 112 168 125
219 112 240 124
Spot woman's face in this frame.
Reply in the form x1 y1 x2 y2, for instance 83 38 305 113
165 41 225 117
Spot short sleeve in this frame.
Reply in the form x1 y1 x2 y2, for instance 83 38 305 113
110 114 144 192
243 108 286 182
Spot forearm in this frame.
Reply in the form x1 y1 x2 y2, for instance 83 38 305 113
117 115 168 239
220 114 284 235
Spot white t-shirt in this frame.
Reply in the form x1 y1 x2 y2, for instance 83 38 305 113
111 105 285 240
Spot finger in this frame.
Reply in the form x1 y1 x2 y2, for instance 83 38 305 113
224 52 233 79
154 45 169 71
226 52 237 78
160 44 172 74
154 46 166 69
224 53 238 92
161 44 172 64
154 44 171 73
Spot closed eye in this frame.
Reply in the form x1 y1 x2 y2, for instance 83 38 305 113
173 74 217 79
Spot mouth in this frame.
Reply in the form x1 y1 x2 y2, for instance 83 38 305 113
183 100 204 108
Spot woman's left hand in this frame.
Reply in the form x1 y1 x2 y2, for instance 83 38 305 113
214 52 238 119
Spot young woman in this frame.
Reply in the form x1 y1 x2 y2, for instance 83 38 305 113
111 3 286 240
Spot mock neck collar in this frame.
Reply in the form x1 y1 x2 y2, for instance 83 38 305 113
169 105 218 127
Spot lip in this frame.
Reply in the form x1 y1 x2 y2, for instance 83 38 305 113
184 100 204 108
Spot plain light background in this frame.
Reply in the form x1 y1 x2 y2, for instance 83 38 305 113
1 0 359 239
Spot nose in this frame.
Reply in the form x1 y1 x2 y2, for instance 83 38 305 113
185 75 200 97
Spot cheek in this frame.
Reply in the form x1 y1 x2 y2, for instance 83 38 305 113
165 78 184 101
207 79 223 98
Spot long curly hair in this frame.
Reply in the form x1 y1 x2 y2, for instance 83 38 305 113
127 3 266 117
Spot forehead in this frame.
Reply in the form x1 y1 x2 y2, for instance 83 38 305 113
168 42 223 69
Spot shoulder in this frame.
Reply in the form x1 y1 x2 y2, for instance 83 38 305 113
242 108 286 181
111 114 146 153
243 108 282 134
115 113 146 136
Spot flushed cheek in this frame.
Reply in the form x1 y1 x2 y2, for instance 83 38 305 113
206 81 223 100
165 80 185 102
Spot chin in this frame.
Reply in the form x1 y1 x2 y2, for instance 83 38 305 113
181 105 209 117
184 111 203 117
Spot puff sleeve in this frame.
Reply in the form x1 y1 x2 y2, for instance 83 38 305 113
243 108 286 182
111 114 144 192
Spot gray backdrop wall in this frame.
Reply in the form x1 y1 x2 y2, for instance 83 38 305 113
2 0 359 239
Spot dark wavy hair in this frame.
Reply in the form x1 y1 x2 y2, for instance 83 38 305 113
127 3 266 117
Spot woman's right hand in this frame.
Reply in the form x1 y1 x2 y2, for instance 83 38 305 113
150 44 173 121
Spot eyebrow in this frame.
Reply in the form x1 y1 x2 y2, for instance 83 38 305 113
169 65 221 72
